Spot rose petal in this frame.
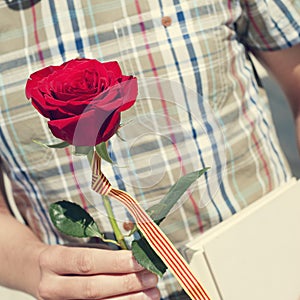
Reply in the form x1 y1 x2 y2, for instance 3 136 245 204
29 88 53 118
48 109 120 146
25 65 62 99
91 78 137 112
27 58 138 146
102 61 122 78
117 77 138 112
49 60 110 96
44 94 93 119
98 110 121 142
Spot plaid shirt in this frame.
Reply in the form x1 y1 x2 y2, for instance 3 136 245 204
0 0 299 298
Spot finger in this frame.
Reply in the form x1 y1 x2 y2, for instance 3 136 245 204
103 287 161 300
39 270 159 299
39 246 144 275
67 242 112 250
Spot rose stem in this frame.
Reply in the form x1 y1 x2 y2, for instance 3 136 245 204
102 195 128 250
88 149 128 249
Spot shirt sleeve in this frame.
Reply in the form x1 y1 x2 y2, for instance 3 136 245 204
236 0 300 51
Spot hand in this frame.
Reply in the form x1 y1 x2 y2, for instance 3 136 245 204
37 245 160 300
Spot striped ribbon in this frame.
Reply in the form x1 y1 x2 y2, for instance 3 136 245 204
91 152 211 300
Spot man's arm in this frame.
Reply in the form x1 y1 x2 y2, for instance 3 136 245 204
253 44 300 153
0 168 159 299
0 181 46 297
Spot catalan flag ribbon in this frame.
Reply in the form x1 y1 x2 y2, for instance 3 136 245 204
91 152 211 300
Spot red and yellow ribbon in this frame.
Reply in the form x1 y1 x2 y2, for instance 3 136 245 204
91 152 211 300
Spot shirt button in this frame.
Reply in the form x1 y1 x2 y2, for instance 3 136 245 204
161 16 172 27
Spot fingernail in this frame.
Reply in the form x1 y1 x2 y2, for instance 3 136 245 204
145 288 160 299
141 272 158 287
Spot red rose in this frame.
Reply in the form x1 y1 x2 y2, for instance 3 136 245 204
25 58 138 146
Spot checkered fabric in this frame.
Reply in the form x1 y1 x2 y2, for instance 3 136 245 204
0 0 299 298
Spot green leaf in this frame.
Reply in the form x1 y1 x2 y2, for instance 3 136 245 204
132 237 167 277
49 200 103 238
95 142 113 164
74 146 93 156
33 139 70 149
147 168 209 225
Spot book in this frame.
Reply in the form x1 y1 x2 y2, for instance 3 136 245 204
185 178 300 300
